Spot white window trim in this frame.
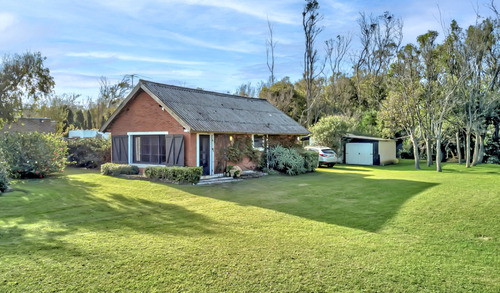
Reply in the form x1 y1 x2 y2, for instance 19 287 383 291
196 133 214 175
252 134 265 151
127 131 169 166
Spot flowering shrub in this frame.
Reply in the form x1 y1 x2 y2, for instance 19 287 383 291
0 132 67 178
67 138 111 168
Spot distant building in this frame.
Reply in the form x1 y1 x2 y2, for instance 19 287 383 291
68 130 109 139
1 117 56 133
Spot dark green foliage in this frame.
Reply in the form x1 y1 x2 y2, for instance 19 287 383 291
67 138 111 168
144 166 203 184
86 110 93 129
300 149 319 172
0 132 67 178
75 110 85 129
0 149 9 192
484 137 500 164
264 145 317 176
100 163 139 176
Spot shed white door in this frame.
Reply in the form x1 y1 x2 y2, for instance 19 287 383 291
346 143 373 165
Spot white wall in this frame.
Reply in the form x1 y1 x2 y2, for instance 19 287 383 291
379 141 396 165
69 130 110 139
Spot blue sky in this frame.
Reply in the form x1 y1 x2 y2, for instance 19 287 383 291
1 0 496 100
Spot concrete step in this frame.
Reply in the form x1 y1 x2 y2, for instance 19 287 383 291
197 177 242 185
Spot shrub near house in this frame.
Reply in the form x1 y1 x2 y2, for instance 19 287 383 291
67 137 111 168
0 132 67 178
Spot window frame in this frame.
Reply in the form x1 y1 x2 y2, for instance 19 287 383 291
252 134 265 151
132 134 166 165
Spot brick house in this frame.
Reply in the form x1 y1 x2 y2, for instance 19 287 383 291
100 80 309 176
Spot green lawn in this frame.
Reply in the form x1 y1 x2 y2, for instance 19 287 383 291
0 161 499 292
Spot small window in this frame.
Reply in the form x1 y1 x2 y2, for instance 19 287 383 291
253 135 264 149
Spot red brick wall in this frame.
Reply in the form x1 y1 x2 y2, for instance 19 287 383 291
213 134 259 173
109 90 197 167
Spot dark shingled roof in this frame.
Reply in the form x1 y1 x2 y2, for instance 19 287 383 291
102 80 309 135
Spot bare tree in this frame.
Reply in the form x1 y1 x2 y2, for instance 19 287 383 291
383 44 423 169
354 11 403 108
324 34 351 115
302 0 324 127
266 18 277 86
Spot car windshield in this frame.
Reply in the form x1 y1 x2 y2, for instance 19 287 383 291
321 149 335 154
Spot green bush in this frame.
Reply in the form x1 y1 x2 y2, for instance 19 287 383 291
101 163 139 176
485 137 500 164
262 145 317 176
0 132 67 178
300 149 319 172
0 149 9 192
67 138 111 168
144 166 203 184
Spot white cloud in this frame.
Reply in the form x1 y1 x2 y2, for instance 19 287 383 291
0 12 18 31
93 0 297 25
162 30 259 54
66 52 205 65
181 0 297 25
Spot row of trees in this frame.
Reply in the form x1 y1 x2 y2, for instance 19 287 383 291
256 0 500 171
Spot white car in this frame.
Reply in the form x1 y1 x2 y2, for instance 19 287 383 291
305 146 339 168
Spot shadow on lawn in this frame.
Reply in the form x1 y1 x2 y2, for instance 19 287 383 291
185 169 438 233
0 175 220 255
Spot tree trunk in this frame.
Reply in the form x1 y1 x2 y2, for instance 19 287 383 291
425 139 433 167
411 134 420 170
477 133 485 164
456 132 462 164
436 137 442 172
472 132 479 166
465 130 471 168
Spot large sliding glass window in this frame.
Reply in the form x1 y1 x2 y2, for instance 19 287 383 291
133 135 166 164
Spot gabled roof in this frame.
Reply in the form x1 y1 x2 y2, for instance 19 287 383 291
101 80 310 135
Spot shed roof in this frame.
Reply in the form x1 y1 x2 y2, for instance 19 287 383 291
344 133 396 142
101 80 309 135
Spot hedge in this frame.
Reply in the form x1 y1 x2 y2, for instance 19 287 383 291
144 166 203 184
0 132 67 178
67 137 111 168
101 163 139 176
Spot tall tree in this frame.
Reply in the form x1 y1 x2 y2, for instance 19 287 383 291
86 109 93 129
302 0 324 127
75 109 85 129
383 44 423 169
354 12 403 109
324 34 352 116
0 51 54 127
266 18 277 85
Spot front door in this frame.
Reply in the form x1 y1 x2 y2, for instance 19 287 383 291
199 135 210 175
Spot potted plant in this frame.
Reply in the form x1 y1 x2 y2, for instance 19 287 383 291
224 165 233 177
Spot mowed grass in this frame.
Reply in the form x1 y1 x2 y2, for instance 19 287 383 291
0 160 499 292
